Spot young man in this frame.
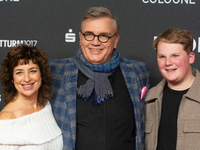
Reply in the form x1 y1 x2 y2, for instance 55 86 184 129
50 7 149 150
145 28 200 150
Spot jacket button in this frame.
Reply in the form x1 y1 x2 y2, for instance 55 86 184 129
129 67 132 70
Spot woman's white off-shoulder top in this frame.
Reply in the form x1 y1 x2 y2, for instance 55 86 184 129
0 101 63 150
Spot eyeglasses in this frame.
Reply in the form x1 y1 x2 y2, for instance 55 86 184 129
81 31 116 43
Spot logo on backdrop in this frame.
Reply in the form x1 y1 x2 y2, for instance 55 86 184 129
0 40 37 47
0 0 19 2
0 95 1 102
154 36 200 53
65 29 76 43
142 0 196 4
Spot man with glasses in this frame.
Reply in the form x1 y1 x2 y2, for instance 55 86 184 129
50 6 149 150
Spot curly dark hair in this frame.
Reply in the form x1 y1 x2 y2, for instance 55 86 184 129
0 45 52 105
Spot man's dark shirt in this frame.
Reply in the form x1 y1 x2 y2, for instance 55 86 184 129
76 67 136 150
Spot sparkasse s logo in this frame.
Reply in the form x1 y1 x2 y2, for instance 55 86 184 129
65 29 76 43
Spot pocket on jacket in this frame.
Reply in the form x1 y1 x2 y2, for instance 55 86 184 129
183 120 200 133
145 120 154 134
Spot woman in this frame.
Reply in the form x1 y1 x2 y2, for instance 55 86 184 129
0 45 63 149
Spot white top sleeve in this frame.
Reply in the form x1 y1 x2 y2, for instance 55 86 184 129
0 101 63 150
